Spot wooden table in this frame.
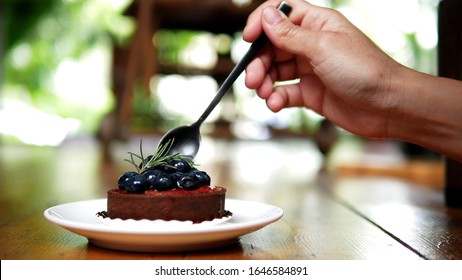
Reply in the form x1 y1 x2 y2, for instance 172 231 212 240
1 137 462 260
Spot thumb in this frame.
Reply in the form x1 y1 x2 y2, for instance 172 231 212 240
261 6 315 57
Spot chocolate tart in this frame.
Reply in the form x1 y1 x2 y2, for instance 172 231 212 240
107 186 228 223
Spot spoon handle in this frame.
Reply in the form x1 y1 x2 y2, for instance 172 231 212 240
194 1 292 126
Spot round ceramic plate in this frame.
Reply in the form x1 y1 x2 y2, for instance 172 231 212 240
44 198 283 252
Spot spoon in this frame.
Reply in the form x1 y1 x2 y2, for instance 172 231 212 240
157 1 292 158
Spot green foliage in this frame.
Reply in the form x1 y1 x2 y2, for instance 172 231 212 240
154 29 205 66
2 0 57 52
2 0 135 134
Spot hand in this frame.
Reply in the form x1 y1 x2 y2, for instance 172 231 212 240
243 0 403 139
243 0 462 162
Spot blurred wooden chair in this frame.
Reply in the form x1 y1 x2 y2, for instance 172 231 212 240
98 0 266 159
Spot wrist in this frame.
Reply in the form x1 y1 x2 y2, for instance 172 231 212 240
387 67 462 160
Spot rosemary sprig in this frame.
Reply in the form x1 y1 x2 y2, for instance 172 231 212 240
124 139 194 173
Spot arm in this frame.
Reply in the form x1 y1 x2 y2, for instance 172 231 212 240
389 68 462 161
243 0 462 161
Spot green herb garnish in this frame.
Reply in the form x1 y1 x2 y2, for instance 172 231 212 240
124 139 194 173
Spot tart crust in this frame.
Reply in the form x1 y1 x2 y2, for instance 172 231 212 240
107 186 227 223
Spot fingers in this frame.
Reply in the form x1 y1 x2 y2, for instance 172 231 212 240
243 0 320 42
266 83 304 113
245 50 301 101
244 0 320 93
265 74 325 114
261 5 317 58
243 0 335 113
243 0 283 43
244 47 273 91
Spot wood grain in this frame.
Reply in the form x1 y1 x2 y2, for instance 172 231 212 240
328 176 462 259
3 138 457 259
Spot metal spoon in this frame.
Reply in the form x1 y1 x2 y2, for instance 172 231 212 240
157 1 292 158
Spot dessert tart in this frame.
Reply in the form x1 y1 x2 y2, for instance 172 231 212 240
99 140 231 223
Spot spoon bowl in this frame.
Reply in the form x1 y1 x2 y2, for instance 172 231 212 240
157 2 292 158
158 122 201 158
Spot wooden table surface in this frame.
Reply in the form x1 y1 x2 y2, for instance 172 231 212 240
1 137 462 260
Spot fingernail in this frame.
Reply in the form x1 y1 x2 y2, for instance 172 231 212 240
263 7 282 26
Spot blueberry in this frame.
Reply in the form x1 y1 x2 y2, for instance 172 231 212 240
168 159 192 173
152 173 174 191
155 162 175 173
117 171 138 190
142 169 162 189
191 170 211 186
169 172 183 183
138 155 153 170
177 173 199 190
142 168 162 178
124 174 149 193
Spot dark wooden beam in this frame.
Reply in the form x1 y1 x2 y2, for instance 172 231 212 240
438 0 462 207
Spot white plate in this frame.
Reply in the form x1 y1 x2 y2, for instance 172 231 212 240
97 215 233 229
44 198 283 252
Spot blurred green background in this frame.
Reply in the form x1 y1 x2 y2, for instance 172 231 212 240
0 0 438 147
